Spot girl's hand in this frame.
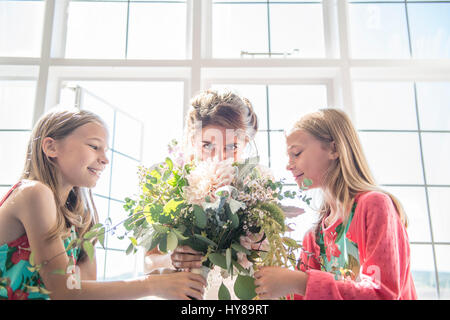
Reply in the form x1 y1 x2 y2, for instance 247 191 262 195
171 246 203 270
147 271 207 300
254 266 308 299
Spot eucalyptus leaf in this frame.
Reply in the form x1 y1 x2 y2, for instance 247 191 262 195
166 231 178 252
234 275 257 300
218 282 231 300
193 234 217 248
231 242 251 255
193 205 207 229
208 253 227 269
82 241 95 260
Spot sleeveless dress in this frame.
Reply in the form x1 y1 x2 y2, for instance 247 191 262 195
0 182 80 300
317 202 361 281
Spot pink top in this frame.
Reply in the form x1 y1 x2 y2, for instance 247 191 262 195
293 191 417 300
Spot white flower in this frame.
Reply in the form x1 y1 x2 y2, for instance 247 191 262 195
183 158 236 205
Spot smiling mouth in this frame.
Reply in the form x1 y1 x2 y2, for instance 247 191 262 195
294 173 304 180
88 167 102 177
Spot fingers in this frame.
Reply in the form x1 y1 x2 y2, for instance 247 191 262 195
172 260 203 269
185 288 204 300
174 246 201 255
187 272 207 287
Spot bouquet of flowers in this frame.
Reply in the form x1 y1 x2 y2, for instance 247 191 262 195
122 141 309 300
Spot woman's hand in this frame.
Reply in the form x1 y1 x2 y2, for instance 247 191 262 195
146 271 207 300
171 246 203 270
254 266 308 299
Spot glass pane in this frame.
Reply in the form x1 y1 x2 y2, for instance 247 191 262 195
410 244 438 299
349 3 410 58
95 248 106 280
383 186 431 243
353 82 417 130
0 81 36 130
428 187 450 243
106 200 129 251
0 132 30 185
212 4 268 58
127 2 187 59
92 195 110 228
269 131 292 184
416 82 450 131
210 84 268 130
114 111 143 161
269 3 325 58
359 132 423 185
0 0 45 57
65 1 127 59
104 249 136 280
408 3 450 59
254 131 269 167
268 85 328 131
435 245 450 300
421 133 450 185
110 153 140 202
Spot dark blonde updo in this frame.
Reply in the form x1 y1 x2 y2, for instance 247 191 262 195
184 89 258 149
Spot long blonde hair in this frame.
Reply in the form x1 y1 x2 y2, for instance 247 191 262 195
21 109 105 242
292 108 407 236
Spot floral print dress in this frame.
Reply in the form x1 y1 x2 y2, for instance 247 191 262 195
0 182 79 300
317 202 361 281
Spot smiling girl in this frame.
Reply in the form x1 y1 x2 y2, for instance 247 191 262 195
254 108 417 300
0 109 206 300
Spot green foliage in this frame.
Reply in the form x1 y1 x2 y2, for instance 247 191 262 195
234 275 257 300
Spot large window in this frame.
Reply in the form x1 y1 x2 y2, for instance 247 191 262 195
1 0 449 299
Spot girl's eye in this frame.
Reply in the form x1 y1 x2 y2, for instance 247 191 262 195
225 144 238 151
89 144 98 150
295 151 302 157
203 143 214 151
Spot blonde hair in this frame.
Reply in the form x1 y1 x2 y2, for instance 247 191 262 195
184 89 258 154
292 108 407 236
21 109 105 243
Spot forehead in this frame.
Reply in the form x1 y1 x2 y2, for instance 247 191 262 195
200 125 243 141
71 122 108 140
286 129 312 148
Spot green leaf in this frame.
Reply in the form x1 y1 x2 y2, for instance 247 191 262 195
208 253 227 269
166 157 174 171
282 237 300 249
163 199 183 215
193 234 217 248
231 242 251 255
98 228 106 249
162 170 172 182
166 231 178 252
82 241 95 260
303 178 313 187
172 228 189 241
158 233 168 253
83 230 97 240
126 243 134 255
129 237 138 246
226 248 232 271
193 205 207 229
218 282 231 300
153 224 169 234
234 275 257 300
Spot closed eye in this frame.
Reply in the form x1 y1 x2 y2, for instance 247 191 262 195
88 144 98 150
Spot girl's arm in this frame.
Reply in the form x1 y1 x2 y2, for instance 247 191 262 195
77 251 97 280
17 183 206 300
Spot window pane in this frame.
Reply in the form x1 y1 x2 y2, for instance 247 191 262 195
349 3 410 58
0 132 29 185
0 81 36 130
353 82 417 130
435 245 450 300
428 188 450 243
421 133 450 185
212 3 268 58
110 153 139 202
106 200 129 251
0 0 45 57
383 186 431 243
269 131 291 184
269 3 325 58
410 244 438 299
114 111 143 161
104 249 137 280
93 195 110 229
408 3 450 59
127 2 186 59
416 82 450 131
268 85 328 131
254 131 269 168
359 132 423 185
65 1 127 59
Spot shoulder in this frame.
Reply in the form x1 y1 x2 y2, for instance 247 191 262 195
354 191 399 225
356 191 395 210
15 180 58 226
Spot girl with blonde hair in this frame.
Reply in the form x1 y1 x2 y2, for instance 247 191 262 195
254 108 417 300
0 108 206 299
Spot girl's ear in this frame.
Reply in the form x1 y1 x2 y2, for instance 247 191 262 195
329 141 339 160
42 137 58 158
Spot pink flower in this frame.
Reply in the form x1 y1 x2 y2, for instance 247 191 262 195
236 252 252 269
